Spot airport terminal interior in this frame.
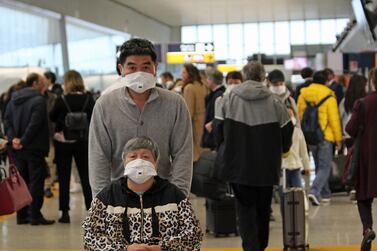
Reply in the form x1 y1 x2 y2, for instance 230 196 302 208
2 0 377 250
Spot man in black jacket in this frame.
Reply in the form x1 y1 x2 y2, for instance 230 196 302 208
217 61 293 251
201 69 226 149
5 73 55 225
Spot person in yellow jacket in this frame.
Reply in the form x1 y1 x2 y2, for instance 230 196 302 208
297 70 342 206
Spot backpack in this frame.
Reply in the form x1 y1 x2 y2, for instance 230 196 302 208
61 95 90 141
301 95 332 145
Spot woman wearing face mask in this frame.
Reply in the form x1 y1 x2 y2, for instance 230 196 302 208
83 136 202 251
267 69 300 125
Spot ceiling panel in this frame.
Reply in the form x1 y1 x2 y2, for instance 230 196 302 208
115 0 352 26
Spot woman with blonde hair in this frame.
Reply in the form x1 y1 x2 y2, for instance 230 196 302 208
50 70 95 223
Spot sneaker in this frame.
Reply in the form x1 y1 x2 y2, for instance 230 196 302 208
321 197 331 203
361 228 376 251
308 194 320 206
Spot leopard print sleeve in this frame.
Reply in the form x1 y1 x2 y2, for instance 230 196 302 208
159 198 203 251
82 198 128 251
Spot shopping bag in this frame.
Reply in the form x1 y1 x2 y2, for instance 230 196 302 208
0 163 32 216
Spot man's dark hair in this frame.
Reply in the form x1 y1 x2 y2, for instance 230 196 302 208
26 73 40 87
207 69 223 86
225 71 243 83
324 68 334 76
267 69 285 84
118 38 157 65
160 72 174 81
44 71 56 83
301 67 314 79
312 70 328 85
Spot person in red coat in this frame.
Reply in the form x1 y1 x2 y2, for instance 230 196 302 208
346 69 377 251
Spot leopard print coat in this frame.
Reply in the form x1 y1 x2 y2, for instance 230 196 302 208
82 177 202 251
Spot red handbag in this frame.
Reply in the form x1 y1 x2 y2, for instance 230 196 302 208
0 162 33 216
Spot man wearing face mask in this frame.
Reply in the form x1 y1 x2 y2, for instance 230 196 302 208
267 69 300 126
89 38 193 198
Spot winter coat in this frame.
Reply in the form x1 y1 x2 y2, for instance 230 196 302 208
297 83 342 143
346 92 377 200
4 87 49 156
82 176 202 251
216 81 293 186
183 81 208 162
201 85 226 149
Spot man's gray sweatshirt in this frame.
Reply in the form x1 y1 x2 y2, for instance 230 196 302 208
89 87 193 197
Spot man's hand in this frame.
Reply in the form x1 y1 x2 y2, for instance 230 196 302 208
205 121 213 133
12 138 23 150
335 141 342 151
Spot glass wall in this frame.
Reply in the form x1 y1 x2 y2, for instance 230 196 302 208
0 3 63 75
66 17 131 76
181 18 349 63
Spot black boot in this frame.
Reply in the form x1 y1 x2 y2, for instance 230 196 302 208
58 211 70 224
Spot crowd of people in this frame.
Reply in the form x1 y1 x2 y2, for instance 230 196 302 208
2 37 377 251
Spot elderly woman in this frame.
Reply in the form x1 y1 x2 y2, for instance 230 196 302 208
82 136 202 251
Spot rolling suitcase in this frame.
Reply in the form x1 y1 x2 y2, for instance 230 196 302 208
282 169 309 251
205 187 238 237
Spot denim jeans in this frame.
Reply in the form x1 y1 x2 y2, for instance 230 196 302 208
309 140 333 199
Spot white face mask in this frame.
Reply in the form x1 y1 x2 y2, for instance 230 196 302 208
124 159 157 184
270 85 286 95
121 72 156 94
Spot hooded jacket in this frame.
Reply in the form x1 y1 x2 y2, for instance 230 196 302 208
4 87 49 156
217 81 293 186
82 176 202 251
297 83 342 143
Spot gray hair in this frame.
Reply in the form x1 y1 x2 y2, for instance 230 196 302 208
207 69 224 86
122 136 160 161
242 61 266 82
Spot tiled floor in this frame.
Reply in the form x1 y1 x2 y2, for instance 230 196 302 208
1 188 377 250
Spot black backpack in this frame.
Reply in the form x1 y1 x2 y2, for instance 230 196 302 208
61 95 89 141
301 95 332 145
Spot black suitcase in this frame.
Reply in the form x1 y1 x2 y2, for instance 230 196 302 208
191 151 227 200
205 196 238 237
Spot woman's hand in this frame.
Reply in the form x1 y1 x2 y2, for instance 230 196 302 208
126 244 161 251
145 245 161 251
126 243 149 251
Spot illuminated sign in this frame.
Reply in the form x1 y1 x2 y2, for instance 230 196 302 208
167 52 215 64
166 42 215 64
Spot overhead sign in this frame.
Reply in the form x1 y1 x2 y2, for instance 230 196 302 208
166 42 215 64
168 42 214 53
